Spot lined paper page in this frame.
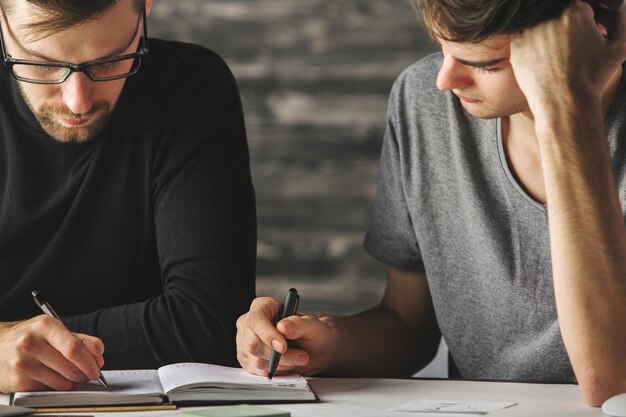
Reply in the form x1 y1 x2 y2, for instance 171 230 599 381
13 369 163 403
158 363 307 394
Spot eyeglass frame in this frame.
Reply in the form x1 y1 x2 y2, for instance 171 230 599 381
0 6 149 84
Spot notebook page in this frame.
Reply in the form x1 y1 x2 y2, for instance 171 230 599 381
13 369 163 400
157 363 307 394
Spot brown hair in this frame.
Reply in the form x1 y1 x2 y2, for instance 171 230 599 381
0 0 145 38
413 0 624 43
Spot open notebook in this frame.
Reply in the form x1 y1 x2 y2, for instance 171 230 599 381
11 363 317 408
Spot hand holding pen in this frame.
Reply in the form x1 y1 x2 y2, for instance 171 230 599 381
31 291 110 390
236 289 337 378
0 291 108 393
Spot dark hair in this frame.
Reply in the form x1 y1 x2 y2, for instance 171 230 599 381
0 0 145 38
413 0 624 43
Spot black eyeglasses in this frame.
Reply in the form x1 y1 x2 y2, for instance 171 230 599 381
0 7 148 84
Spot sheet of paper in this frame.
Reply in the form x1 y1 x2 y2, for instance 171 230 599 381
388 400 516 414
13 369 163 398
158 363 307 394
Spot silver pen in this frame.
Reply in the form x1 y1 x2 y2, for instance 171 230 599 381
31 290 111 391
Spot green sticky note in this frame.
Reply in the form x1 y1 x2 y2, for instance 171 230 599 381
180 404 290 417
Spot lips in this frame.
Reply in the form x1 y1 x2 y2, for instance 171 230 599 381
453 92 479 104
59 116 91 127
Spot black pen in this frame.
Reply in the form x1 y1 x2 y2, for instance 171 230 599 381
267 288 299 381
31 290 111 391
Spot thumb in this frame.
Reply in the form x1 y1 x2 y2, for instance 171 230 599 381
277 314 324 342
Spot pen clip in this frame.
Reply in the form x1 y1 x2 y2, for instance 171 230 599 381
31 290 61 320
31 290 44 309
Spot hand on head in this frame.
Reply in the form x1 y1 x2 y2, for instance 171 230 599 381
0 316 105 393
236 297 334 377
510 0 626 113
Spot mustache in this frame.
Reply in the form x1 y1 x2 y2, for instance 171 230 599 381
38 102 110 119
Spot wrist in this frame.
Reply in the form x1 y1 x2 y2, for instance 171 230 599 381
0 321 19 331
314 314 340 374
532 92 602 142
0 322 20 342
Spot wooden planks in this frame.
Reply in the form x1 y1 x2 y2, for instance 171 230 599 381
149 0 438 314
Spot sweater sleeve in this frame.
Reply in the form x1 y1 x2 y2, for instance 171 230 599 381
62 47 256 369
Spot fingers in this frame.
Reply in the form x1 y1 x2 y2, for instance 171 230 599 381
0 316 105 393
511 0 625 106
236 297 313 376
248 297 285 346
277 314 320 342
2 333 81 391
21 361 79 391
0 361 67 393
35 317 102 382
236 297 284 375
75 333 106 369
576 1 626 83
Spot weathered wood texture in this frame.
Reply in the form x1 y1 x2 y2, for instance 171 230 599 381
150 0 438 314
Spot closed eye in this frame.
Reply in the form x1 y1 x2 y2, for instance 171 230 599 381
475 66 500 74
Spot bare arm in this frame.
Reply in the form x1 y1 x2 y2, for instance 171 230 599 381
237 267 440 377
510 2 626 406
320 267 441 377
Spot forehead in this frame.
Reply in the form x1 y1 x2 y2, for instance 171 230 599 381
3 0 139 60
438 35 512 59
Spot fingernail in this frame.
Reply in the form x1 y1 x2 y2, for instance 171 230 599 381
295 354 308 365
271 339 283 351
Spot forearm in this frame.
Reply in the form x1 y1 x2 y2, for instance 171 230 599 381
536 96 626 405
64 269 255 370
64 298 247 370
318 306 439 378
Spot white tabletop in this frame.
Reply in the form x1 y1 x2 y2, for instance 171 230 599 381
0 378 606 417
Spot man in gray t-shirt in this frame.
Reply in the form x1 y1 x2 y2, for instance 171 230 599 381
236 0 626 406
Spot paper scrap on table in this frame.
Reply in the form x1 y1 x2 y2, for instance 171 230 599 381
388 400 516 414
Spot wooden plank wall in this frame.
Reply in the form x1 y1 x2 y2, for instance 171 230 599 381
149 0 438 314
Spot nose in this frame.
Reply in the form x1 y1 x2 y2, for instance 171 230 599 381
436 54 472 92
61 71 95 115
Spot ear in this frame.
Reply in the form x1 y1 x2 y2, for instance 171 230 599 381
145 0 153 16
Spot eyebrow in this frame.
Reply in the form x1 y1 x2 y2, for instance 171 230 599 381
456 58 506 68
9 13 141 63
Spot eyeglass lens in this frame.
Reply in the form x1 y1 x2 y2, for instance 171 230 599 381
11 56 139 83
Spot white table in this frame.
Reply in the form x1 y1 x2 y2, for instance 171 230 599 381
0 378 607 417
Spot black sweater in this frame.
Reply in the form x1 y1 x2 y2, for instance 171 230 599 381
0 39 256 369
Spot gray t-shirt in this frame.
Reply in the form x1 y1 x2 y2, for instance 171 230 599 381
364 52 626 382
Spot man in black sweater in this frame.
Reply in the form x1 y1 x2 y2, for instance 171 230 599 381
0 0 256 392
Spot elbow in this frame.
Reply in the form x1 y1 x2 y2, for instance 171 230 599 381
580 386 608 408
577 371 626 407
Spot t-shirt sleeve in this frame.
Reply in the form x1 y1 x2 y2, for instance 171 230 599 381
63 47 256 369
364 81 425 273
